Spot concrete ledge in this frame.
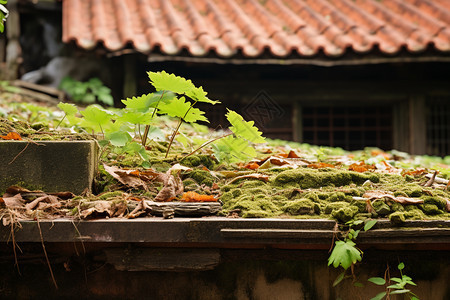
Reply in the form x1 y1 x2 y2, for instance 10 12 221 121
0 140 98 194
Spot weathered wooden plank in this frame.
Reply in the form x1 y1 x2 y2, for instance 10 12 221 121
145 201 222 217
221 229 334 239
104 248 220 271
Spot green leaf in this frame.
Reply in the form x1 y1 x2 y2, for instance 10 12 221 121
390 278 402 283
57 102 78 116
353 220 364 226
158 97 207 123
353 282 364 288
80 105 113 132
213 135 257 163
123 142 149 161
410 297 419 300
148 71 195 94
368 277 386 286
327 240 362 270
370 292 386 300
107 131 132 147
398 262 405 270
186 86 220 104
406 280 417 286
115 111 155 125
122 92 172 112
389 289 410 295
82 93 96 103
387 283 405 289
226 109 265 144
364 219 377 231
332 271 346 287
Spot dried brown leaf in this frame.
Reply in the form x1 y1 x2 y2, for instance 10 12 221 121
103 164 148 190
25 195 61 211
1 194 25 208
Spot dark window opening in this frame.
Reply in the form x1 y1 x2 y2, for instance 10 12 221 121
302 106 393 151
426 96 450 157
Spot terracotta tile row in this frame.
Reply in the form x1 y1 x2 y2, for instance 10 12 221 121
62 0 450 58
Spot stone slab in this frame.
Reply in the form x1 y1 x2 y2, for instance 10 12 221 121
0 140 98 194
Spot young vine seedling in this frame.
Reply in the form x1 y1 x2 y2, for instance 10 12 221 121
57 71 266 167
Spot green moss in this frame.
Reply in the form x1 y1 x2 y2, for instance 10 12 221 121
242 210 272 218
302 191 319 202
389 202 405 212
273 168 378 189
404 209 426 220
98 191 123 200
181 154 216 169
283 199 318 215
241 180 267 189
372 200 391 215
228 197 279 215
399 184 423 197
184 169 215 187
332 205 359 223
150 162 172 172
419 204 443 215
423 196 447 211
389 211 406 225
327 192 347 202
350 199 368 213
324 201 349 214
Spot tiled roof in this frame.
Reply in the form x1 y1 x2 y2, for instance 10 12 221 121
62 0 450 59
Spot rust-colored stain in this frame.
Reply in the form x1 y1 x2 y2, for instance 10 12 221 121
62 0 450 57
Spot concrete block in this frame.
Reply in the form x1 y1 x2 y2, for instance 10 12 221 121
0 140 98 194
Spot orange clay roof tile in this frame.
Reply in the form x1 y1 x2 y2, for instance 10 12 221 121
62 0 450 58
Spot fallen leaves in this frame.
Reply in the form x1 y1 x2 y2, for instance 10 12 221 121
363 190 424 205
0 132 22 140
348 161 375 172
181 191 217 202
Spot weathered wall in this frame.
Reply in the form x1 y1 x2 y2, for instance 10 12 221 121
0 244 448 300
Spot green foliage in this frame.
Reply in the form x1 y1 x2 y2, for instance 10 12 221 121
57 71 264 166
0 1 7 33
329 219 377 288
59 77 114 106
368 263 419 300
329 219 420 299
226 109 265 144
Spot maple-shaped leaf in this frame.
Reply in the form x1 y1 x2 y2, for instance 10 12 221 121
226 109 265 144
213 135 257 163
328 240 362 270
79 105 114 133
158 97 208 123
186 86 220 105
148 71 195 94
122 92 175 112
106 131 132 147
115 111 155 125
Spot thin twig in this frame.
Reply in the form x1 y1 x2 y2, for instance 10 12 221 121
143 91 165 146
9 211 21 275
180 132 233 161
55 114 66 130
36 216 58 289
424 170 438 187
71 221 86 254
165 100 197 158
8 142 30 165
